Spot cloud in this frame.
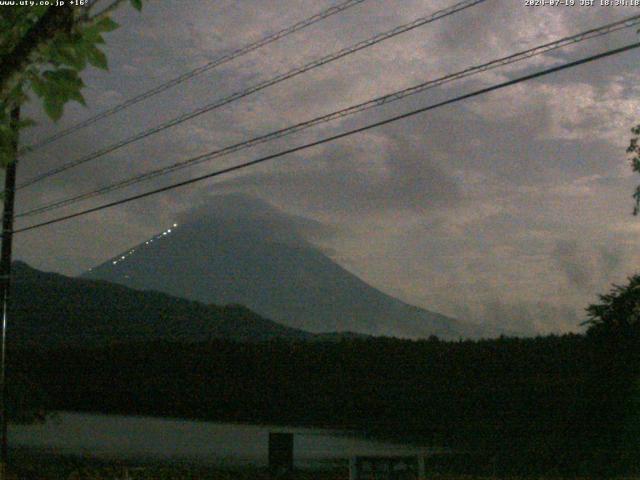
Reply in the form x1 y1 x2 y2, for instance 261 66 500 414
177 192 338 247
212 134 462 216
11 0 640 337
599 244 623 279
554 240 592 290
453 297 584 336
552 239 628 293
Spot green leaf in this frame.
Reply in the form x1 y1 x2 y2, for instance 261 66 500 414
50 43 87 70
130 0 143 11
42 69 84 100
43 97 64 121
30 76 49 98
81 25 105 44
68 89 86 106
86 45 108 70
43 68 78 83
94 17 119 33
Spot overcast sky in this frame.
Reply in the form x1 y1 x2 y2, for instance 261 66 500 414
10 0 640 334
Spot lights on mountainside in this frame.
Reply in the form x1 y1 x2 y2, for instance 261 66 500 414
108 222 179 267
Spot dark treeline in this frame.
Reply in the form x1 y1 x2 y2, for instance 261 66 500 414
8 332 640 476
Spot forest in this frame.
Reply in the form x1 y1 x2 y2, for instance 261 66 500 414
7 328 640 477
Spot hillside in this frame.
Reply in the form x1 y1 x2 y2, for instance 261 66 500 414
83 194 488 339
8 261 311 347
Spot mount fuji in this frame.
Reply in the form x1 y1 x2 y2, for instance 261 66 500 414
83 194 488 339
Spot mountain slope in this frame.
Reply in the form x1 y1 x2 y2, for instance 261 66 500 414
83 195 486 339
9 261 312 347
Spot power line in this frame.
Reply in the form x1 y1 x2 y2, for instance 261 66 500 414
20 0 370 155
13 41 640 235
16 0 486 190
16 14 640 219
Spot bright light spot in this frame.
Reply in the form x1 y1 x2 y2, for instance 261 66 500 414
167 229 172 233
173 223 178 227
121 256 125 260
112 261 117 265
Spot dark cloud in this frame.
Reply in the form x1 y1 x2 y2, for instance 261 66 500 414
213 138 462 216
599 244 624 279
554 240 592 290
552 239 628 293
177 193 338 247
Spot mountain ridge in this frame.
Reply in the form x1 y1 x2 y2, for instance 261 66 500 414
9 260 314 347
82 194 490 339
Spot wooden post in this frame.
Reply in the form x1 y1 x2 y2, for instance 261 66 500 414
349 457 357 480
418 455 426 479
268 432 293 477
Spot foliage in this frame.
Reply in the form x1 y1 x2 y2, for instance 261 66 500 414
582 276 640 475
628 124 640 214
584 274 640 339
0 1 144 168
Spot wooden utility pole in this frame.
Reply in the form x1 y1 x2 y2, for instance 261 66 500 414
0 105 20 480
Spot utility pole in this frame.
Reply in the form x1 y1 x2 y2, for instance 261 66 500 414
0 105 20 480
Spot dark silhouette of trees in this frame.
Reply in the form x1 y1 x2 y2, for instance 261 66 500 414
7 331 636 476
581 276 640 475
584 274 640 338
629 124 640 214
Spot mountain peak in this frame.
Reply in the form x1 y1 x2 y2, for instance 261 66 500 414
84 195 487 339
